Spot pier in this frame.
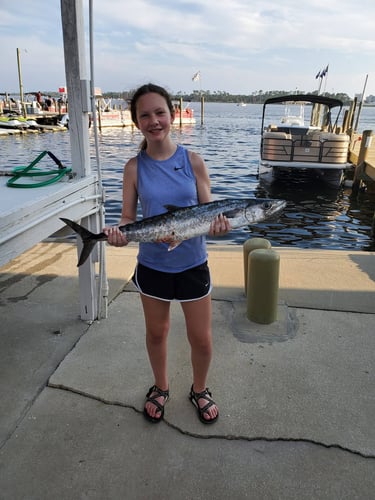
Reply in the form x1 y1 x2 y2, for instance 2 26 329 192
0 0 102 321
349 129 375 191
348 128 375 231
0 241 374 497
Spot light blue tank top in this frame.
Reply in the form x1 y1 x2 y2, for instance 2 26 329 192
136 145 207 272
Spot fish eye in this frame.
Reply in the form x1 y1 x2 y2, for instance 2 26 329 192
263 201 272 209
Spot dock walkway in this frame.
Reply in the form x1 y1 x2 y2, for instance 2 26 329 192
0 242 374 498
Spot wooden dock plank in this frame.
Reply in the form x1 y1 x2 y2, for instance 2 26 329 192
349 132 375 182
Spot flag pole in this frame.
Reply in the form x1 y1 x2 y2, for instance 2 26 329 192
199 74 204 125
318 76 323 95
192 70 204 125
323 64 329 94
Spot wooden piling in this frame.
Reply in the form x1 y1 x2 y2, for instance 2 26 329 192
179 97 183 127
352 130 374 196
200 96 204 125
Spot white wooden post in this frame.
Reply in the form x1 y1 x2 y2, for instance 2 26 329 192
60 0 98 321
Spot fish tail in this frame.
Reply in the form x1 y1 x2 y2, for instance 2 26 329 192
60 217 99 267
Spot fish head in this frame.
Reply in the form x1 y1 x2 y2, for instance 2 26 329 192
244 198 287 223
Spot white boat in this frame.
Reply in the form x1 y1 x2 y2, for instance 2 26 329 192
259 94 354 187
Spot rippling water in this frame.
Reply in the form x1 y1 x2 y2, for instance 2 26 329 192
1 102 375 250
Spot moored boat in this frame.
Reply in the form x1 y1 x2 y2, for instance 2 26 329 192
259 94 354 187
173 103 196 125
58 101 196 128
97 107 133 127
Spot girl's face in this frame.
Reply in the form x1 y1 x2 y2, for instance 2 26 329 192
135 92 175 144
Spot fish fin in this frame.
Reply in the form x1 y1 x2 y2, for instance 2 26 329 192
60 218 94 240
60 218 100 267
167 240 182 251
75 241 97 267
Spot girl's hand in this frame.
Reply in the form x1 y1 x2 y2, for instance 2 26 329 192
209 214 231 237
103 226 129 247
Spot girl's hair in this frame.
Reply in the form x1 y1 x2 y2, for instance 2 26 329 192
130 83 174 150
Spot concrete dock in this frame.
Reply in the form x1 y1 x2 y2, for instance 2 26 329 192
0 241 374 499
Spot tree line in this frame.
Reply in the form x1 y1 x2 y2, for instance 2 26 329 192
103 89 353 105
20 88 355 106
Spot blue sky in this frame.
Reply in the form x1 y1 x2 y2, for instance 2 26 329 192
1 0 374 98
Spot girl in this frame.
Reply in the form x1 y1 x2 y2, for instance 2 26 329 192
104 83 230 424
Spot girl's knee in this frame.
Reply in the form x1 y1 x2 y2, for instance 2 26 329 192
190 335 212 355
147 325 169 344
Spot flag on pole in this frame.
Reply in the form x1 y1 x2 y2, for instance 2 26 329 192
192 71 201 82
316 65 329 79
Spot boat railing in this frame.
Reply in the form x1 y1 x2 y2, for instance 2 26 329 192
262 130 350 164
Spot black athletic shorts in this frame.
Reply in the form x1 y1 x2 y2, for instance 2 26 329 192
132 261 212 302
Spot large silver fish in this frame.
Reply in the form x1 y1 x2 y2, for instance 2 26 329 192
61 198 286 266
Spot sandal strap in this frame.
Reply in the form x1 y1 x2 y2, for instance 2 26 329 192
146 385 169 399
145 385 169 413
190 386 215 413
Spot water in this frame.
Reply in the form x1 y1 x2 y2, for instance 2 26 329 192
1 102 375 251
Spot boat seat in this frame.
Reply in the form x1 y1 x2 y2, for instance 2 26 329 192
276 126 309 135
263 131 291 140
320 132 349 142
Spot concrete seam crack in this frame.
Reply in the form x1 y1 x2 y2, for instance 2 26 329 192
48 383 375 461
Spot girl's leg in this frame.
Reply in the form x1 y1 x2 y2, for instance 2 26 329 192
141 294 170 419
181 295 218 421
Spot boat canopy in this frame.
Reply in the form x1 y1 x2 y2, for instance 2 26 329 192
261 94 344 131
263 94 343 109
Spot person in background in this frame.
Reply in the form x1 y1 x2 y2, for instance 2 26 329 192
44 96 52 110
36 91 42 109
104 83 230 424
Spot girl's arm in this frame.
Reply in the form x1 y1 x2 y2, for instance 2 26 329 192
119 157 138 225
189 150 211 204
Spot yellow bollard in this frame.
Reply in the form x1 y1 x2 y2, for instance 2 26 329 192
247 249 280 324
243 238 271 294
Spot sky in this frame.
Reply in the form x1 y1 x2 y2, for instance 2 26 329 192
1 0 375 98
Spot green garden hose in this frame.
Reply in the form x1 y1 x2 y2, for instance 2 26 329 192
6 150 72 188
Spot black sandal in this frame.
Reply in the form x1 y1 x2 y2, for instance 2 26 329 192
189 385 219 424
143 385 169 423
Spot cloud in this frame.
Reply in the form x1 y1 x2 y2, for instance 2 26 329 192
0 0 374 96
